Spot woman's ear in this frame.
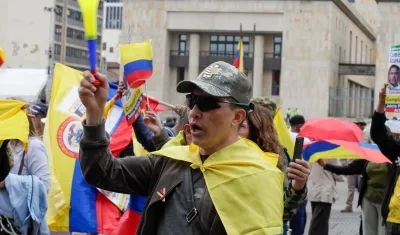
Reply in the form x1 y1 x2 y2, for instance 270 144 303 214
232 109 246 127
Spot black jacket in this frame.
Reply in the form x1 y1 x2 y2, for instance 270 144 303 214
324 159 391 208
370 111 398 225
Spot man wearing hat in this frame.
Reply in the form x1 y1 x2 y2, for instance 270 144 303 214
78 61 284 234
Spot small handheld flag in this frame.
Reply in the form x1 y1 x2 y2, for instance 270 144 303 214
120 40 153 89
0 48 5 67
77 0 101 86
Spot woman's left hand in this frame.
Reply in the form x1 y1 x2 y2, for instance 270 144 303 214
287 159 310 191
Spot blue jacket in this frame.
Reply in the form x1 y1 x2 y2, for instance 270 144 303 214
133 114 176 152
0 174 50 235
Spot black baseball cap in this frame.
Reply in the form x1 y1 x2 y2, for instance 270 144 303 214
176 61 252 105
30 102 48 117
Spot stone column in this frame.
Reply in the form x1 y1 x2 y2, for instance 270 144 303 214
350 83 356 117
252 35 264 98
188 34 200 80
355 85 361 117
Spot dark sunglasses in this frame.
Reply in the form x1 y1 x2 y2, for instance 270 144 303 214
186 94 250 112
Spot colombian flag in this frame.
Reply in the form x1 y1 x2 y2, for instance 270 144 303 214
302 140 391 163
120 40 153 89
44 64 133 233
233 38 244 73
0 48 5 67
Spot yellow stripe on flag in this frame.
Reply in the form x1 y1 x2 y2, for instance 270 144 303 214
274 108 294 158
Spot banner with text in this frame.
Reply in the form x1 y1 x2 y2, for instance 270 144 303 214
385 45 400 119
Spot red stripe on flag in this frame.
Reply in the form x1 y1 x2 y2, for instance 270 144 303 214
110 209 142 235
109 117 133 157
95 192 121 234
141 95 167 112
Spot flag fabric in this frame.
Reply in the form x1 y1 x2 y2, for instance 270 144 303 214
120 40 153 89
274 108 295 158
233 37 244 73
0 99 29 150
302 140 391 163
152 138 284 234
142 95 167 112
110 133 148 235
0 48 5 67
44 64 132 233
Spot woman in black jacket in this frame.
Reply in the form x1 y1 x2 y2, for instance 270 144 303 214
317 158 390 235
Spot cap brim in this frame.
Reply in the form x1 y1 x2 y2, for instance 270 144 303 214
176 80 230 97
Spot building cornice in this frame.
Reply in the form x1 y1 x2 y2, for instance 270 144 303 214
375 0 400 2
330 0 376 41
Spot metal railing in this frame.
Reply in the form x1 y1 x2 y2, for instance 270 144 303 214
200 51 253 58
170 50 189 56
65 56 89 66
264 53 281 58
328 87 374 118
67 17 83 28
66 37 87 47
55 15 62 23
54 34 62 42
68 0 79 8
54 54 61 62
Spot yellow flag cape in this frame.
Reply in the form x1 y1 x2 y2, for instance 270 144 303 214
153 135 284 235
0 100 29 149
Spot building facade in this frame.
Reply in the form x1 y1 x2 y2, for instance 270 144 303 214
54 0 104 71
101 0 123 82
121 0 399 119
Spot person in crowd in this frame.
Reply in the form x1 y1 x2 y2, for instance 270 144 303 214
317 153 390 235
288 115 310 235
78 61 285 234
29 102 49 137
147 103 310 228
0 101 50 235
370 83 400 235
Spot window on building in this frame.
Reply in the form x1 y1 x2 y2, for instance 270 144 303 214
209 35 250 57
273 36 282 58
54 44 61 55
66 46 88 59
178 35 187 56
55 25 62 35
66 27 85 41
348 0 355 2
109 47 114 53
105 1 123 29
177 67 185 84
68 9 82 21
102 43 107 50
349 31 352 63
272 70 280 96
55 5 63 16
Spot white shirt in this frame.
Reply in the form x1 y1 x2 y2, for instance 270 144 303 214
290 132 311 144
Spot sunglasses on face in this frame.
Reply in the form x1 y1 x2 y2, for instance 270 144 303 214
185 94 249 112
